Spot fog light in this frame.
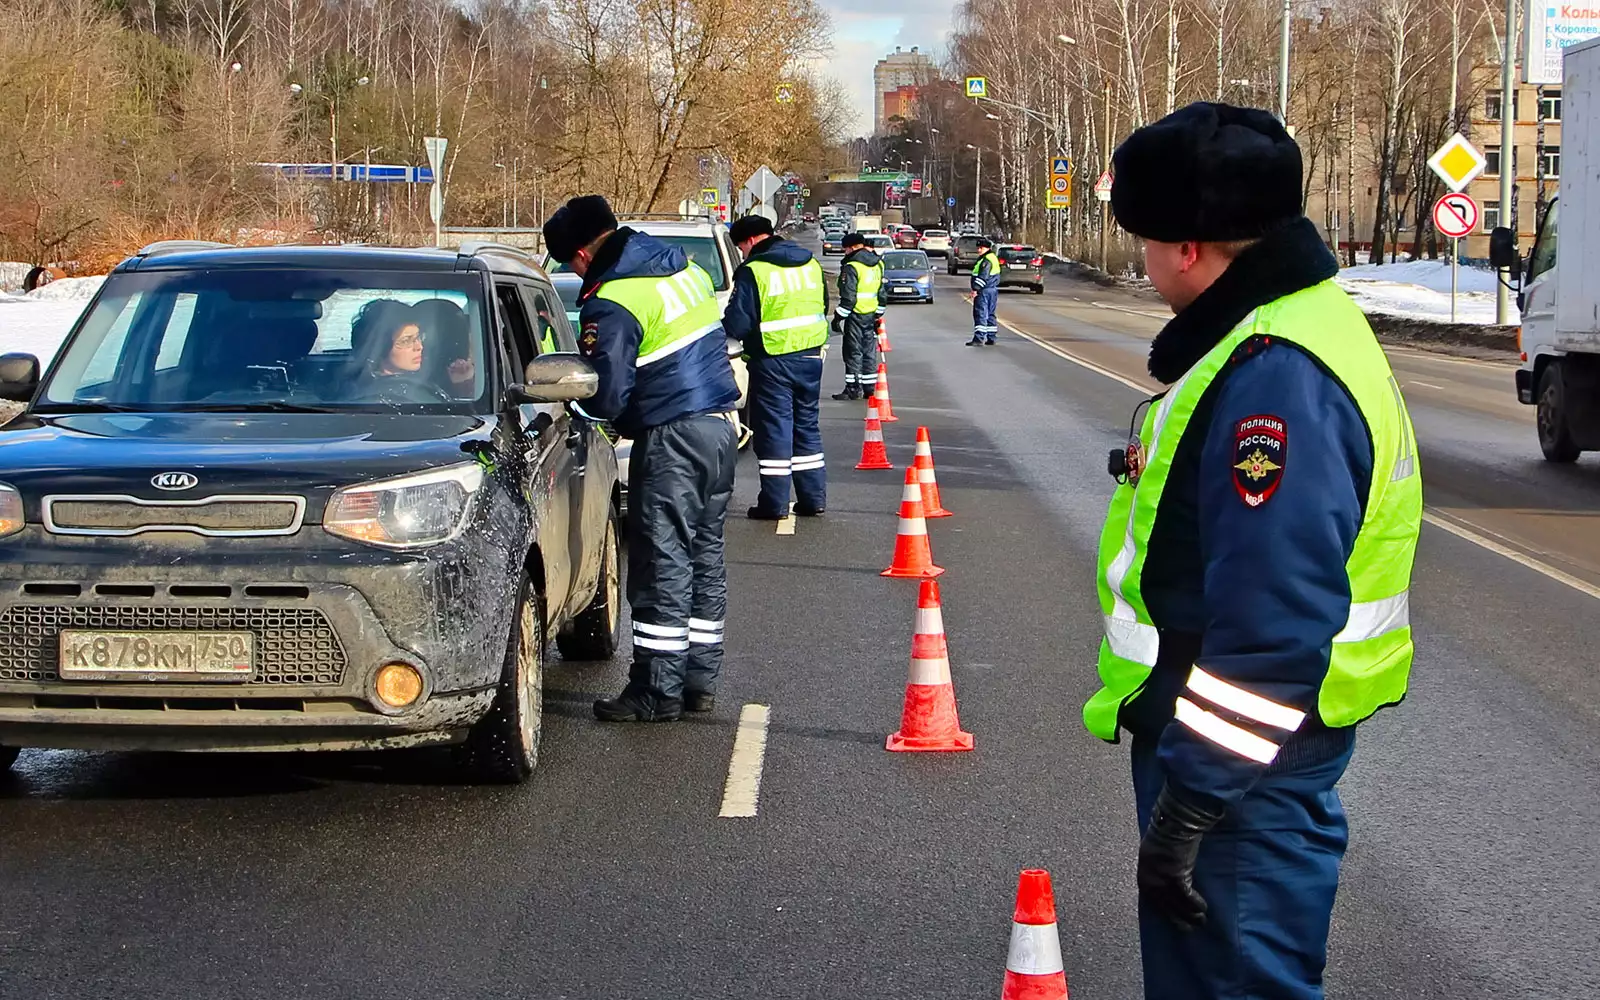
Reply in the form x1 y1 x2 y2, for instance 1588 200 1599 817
375 662 424 708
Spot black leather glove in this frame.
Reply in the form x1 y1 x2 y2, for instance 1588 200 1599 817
1137 782 1226 932
830 316 844 333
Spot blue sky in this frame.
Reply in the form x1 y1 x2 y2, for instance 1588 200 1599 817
815 0 961 135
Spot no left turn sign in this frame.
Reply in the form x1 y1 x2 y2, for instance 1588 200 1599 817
1432 192 1479 239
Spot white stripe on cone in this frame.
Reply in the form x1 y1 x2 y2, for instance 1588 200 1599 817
896 516 928 537
1006 920 1065 976
914 606 944 635
907 655 951 686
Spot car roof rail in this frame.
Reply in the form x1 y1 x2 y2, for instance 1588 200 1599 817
458 241 536 261
136 239 236 257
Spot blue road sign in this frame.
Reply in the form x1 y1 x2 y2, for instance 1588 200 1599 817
1051 156 1071 175
947 196 957 207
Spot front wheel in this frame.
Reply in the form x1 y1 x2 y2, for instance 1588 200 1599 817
557 510 622 661
1032 284 1045 294
458 573 545 784
1537 366 1582 463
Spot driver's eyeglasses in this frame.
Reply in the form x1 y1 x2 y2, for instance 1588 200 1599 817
394 334 423 349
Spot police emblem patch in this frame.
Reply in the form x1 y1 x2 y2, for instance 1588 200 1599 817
1232 414 1286 507
580 322 599 354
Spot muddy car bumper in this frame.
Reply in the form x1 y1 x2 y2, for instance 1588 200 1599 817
0 529 518 752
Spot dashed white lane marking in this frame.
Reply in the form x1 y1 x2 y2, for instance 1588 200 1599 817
1422 511 1600 602
718 703 771 818
1407 380 1445 389
997 308 1600 604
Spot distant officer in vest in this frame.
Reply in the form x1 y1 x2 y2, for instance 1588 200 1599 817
544 195 742 722
723 215 829 519
966 237 1001 345
829 232 883 399
1083 104 1422 998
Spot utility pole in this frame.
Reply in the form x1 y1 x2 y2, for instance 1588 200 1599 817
974 146 983 232
1101 82 1112 273
1496 0 1516 324
1277 0 1292 122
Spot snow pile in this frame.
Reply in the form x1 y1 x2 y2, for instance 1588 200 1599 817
0 292 90 363
24 275 104 302
0 263 31 293
1335 259 1516 326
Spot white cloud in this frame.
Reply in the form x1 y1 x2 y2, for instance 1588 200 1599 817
813 1 961 136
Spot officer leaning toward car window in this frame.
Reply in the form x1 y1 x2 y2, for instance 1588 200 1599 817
1082 103 1423 1000
829 232 883 400
966 236 1001 346
723 214 829 520
543 195 741 722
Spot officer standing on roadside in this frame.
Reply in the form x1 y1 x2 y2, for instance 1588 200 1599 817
830 232 882 400
1082 104 1422 999
543 195 741 722
966 236 1001 346
723 215 829 519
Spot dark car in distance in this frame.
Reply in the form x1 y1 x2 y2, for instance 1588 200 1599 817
997 244 1046 293
0 240 623 783
880 250 936 304
948 234 991 275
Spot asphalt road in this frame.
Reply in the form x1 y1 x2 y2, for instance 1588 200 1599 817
2 231 1597 999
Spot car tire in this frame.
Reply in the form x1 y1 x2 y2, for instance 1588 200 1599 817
0 746 18 772
1537 366 1582 463
459 572 545 784
1032 284 1045 294
557 509 622 662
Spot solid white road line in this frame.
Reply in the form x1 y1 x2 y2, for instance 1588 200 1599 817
1407 380 1445 389
718 703 771 818
994 308 1600 604
1422 511 1600 602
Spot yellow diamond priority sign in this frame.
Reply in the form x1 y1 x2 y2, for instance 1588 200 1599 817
1427 133 1487 193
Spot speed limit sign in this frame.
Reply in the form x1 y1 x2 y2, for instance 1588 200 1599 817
1432 193 1479 239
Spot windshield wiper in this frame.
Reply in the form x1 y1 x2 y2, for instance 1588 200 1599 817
181 402 339 413
40 401 338 414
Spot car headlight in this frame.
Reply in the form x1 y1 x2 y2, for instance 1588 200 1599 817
917 275 931 284
324 462 484 549
0 483 23 538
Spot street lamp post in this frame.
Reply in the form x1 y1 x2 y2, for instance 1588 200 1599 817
1277 0 1292 122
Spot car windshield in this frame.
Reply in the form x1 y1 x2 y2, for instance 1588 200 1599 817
639 234 728 291
882 252 929 270
38 268 491 412
867 236 893 248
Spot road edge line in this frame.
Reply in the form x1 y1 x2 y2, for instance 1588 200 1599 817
991 299 1600 604
1421 510 1600 602
718 703 771 818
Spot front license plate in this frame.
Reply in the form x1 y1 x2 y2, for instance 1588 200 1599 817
58 630 256 681
894 286 915 294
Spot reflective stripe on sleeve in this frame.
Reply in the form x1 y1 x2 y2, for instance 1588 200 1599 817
1174 697 1280 764
1334 591 1410 643
1186 666 1306 732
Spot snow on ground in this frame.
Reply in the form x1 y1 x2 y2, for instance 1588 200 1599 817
0 263 31 293
1335 259 1517 326
0 278 102 364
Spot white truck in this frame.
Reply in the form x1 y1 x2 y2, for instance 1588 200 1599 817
851 214 883 234
1502 36 1600 461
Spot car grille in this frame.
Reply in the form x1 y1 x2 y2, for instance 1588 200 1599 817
0 604 347 686
44 496 305 537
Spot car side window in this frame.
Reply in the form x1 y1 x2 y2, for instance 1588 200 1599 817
495 281 537 373
517 283 575 354
1529 199 1559 283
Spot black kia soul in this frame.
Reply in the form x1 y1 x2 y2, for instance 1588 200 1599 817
0 241 621 783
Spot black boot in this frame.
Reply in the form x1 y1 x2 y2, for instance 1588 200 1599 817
746 505 785 521
793 502 825 516
965 337 985 346
593 687 682 722
831 386 862 400
684 691 716 713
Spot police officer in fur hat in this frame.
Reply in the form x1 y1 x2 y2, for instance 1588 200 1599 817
1080 103 1422 998
545 195 741 722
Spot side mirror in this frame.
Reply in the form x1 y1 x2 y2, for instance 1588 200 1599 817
0 353 40 403
1488 227 1519 272
508 353 597 404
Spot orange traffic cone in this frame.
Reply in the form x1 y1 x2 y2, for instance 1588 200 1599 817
887 579 973 752
877 315 893 353
882 467 944 579
873 362 898 422
856 399 894 471
1001 870 1070 1000
913 426 952 518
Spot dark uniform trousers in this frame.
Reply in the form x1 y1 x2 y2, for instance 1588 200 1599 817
841 312 880 392
749 352 825 514
1132 731 1355 1000
627 413 738 709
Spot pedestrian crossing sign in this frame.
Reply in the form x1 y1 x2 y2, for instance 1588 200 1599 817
1052 156 1071 175
965 77 988 99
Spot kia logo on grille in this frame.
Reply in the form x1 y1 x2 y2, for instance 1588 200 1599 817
151 472 199 491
